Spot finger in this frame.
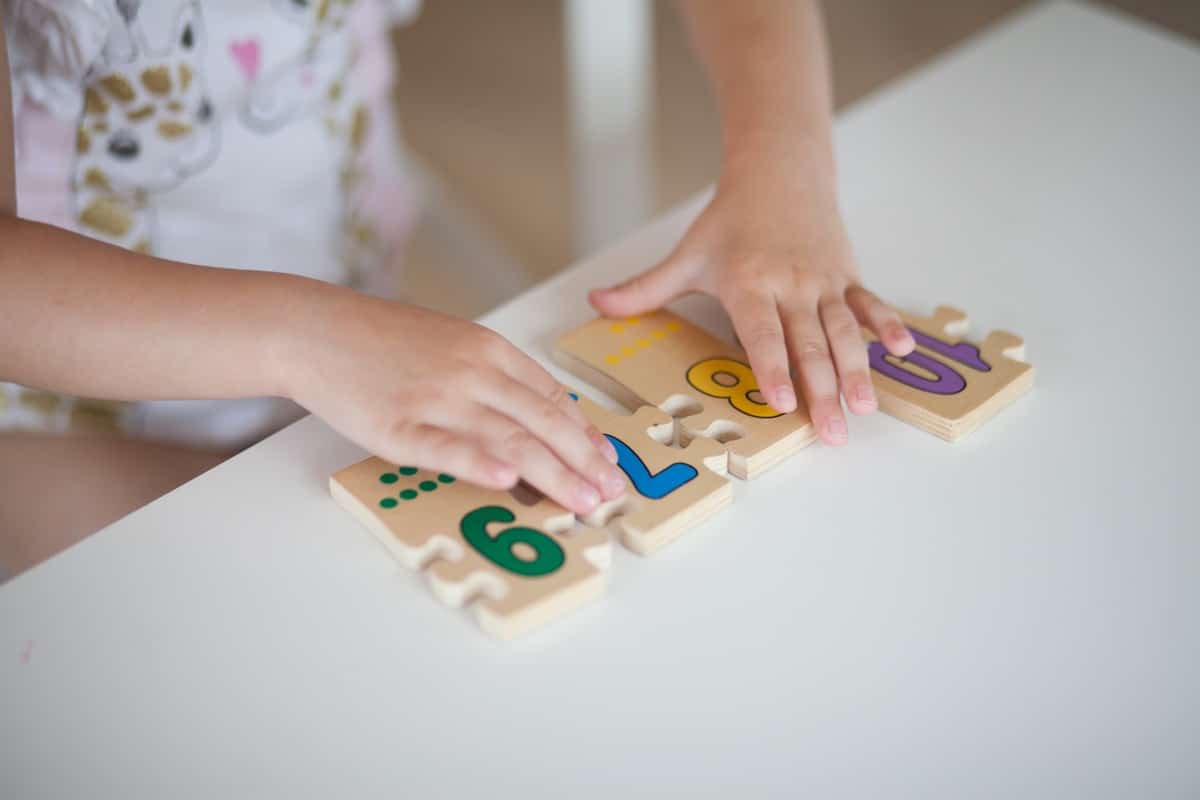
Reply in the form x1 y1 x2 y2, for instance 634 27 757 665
783 306 847 446
845 285 915 356
819 298 877 416
726 291 796 413
587 252 695 318
375 423 517 490
492 350 619 465
467 406 607 515
478 372 626 502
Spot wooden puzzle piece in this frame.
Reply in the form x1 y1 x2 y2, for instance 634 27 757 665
555 311 816 480
330 460 610 639
864 306 1035 441
572 394 732 555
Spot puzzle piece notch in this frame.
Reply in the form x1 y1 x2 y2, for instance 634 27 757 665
329 458 610 639
555 310 816 480
573 397 732 556
864 305 1035 441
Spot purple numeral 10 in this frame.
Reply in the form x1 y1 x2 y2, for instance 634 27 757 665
868 328 991 395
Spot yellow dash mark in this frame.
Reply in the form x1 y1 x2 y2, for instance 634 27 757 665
80 198 134 238
316 0 332 21
92 121 109 133
651 329 666 340
157 121 193 139
166 100 184 113
621 346 636 357
328 81 343 102
610 323 625 334
178 64 193 93
83 168 111 191
636 338 651 348
627 316 641 324
127 105 155 121
76 128 91 154
666 320 682 332
605 354 621 365
141 66 172 96
98 74 136 103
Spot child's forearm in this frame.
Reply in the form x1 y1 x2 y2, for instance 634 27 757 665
675 0 837 191
0 17 302 403
593 1 915 447
0 215 317 401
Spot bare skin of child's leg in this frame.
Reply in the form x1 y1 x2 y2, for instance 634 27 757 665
0 433 229 575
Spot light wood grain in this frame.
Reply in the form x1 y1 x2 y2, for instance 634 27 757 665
330 458 609 639
556 310 817 479
574 395 731 555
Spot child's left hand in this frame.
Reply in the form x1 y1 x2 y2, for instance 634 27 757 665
589 160 915 446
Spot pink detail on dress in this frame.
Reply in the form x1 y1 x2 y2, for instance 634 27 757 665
230 38 262 82
13 98 77 233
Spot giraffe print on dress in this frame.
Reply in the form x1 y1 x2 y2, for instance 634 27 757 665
240 0 360 132
8 1 223 436
242 0 386 290
71 1 220 254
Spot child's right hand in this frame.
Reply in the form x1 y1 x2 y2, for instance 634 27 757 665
276 284 626 515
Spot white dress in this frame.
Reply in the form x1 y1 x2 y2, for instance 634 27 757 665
2 0 421 449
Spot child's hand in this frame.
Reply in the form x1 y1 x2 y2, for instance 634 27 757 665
279 288 625 515
589 163 915 446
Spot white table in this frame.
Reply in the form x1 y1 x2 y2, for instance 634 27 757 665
3 3 1198 796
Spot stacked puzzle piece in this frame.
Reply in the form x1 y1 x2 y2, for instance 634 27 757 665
330 307 1034 638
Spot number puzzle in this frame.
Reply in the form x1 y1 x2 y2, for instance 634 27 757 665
865 306 1035 441
572 394 732 555
329 461 610 639
555 311 816 480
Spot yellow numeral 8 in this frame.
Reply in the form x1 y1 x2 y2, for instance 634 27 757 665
686 358 781 419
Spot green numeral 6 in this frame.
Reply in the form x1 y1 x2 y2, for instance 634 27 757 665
459 505 565 577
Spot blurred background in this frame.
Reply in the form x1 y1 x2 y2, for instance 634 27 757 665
390 0 1200 318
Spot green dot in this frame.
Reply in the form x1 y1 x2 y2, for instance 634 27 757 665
379 497 398 509
399 489 419 501
437 473 456 484
419 480 438 492
398 466 418 476
379 473 398 484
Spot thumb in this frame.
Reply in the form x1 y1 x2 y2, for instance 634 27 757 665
588 253 696 318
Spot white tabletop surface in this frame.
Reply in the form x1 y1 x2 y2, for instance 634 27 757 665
3 2 1198 797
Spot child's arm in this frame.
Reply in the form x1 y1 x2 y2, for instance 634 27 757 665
0 26 622 516
590 0 916 446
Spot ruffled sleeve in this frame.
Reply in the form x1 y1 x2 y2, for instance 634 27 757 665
3 0 117 119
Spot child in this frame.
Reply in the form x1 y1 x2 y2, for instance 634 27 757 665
0 0 914 573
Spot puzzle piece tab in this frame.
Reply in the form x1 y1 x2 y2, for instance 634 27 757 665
330 460 610 639
865 306 1035 441
573 395 732 555
556 311 816 479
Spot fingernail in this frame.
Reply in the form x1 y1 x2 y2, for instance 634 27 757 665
576 484 601 512
855 385 876 407
826 417 848 442
774 386 797 412
602 470 627 499
600 435 619 464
